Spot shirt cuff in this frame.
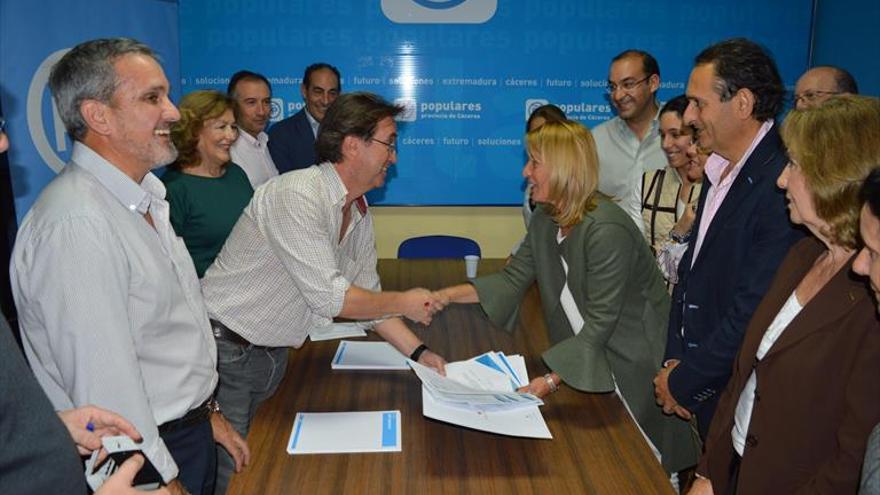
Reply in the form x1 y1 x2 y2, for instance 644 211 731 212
143 433 179 483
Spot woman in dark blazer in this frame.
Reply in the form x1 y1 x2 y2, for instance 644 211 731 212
689 95 880 494
435 120 698 475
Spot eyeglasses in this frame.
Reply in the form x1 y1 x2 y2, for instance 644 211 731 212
793 90 841 106
607 75 651 94
370 137 397 155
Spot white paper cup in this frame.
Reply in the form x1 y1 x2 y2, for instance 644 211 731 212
464 255 480 278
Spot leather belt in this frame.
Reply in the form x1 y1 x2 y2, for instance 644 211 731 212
210 319 253 347
158 398 211 435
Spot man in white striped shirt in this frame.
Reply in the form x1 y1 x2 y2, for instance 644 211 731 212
202 91 446 494
11 38 247 495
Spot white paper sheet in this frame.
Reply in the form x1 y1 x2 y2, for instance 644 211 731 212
421 387 552 439
410 351 552 437
309 322 368 342
409 359 543 409
331 341 410 370
287 410 402 454
445 360 512 391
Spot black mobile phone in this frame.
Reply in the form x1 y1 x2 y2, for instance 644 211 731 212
105 449 164 487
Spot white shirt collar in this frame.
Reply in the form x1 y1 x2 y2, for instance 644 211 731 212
305 108 320 138
71 141 165 215
236 129 269 147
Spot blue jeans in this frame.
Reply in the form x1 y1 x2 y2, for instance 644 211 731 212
213 339 288 495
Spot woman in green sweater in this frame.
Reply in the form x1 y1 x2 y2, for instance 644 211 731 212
163 90 254 277
435 120 697 475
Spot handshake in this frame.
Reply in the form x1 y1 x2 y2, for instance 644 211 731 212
398 288 453 326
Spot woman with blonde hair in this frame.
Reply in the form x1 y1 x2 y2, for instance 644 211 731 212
689 95 880 494
435 120 697 475
163 90 253 278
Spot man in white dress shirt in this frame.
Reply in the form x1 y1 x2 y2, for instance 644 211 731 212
592 49 668 235
227 70 279 188
11 38 247 495
202 91 446 494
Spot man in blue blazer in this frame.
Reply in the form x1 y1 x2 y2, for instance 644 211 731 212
268 63 340 173
653 38 803 440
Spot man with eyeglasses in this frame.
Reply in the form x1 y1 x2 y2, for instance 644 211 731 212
794 65 858 110
200 92 446 493
591 49 668 236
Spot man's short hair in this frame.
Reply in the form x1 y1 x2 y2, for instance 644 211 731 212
49 38 156 141
816 65 859 94
303 63 342 91
862 167 880 219
611 49 660 78
694 38 785 122
226 70 271 99
315 92 402 164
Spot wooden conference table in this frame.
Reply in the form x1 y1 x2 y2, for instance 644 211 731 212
227 259 674 495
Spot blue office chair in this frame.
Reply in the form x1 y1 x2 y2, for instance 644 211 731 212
397 235 481 259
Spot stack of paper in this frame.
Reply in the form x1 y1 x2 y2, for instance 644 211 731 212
410 352 552 439
308 322 368 342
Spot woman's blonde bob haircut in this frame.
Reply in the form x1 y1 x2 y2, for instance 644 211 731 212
781 94 880 249
526 119 600 227
170 90 235 170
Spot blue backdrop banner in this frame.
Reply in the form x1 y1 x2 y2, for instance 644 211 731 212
0 0 180 224
180 0 812 206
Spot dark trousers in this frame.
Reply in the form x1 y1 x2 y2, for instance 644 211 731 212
161 419 216 495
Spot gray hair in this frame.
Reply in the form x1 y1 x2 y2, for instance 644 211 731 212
49 38 157 141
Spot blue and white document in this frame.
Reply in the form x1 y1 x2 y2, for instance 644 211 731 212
410 352 552 438
287 410 402 454
331 341 410 370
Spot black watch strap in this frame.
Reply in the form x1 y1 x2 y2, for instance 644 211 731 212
409 344 429 362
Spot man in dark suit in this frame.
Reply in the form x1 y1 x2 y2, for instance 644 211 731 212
856 168 880 495
268 63 341 173
653 38 802 440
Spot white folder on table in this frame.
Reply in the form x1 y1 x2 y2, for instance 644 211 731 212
331 341 410 370
287 411 402 454
309 322 368 342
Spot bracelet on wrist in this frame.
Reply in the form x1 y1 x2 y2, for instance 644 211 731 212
670 229 691 244
409 344 429 362
543 373 558 393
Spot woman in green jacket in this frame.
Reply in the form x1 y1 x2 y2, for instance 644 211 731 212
435 120 697 474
